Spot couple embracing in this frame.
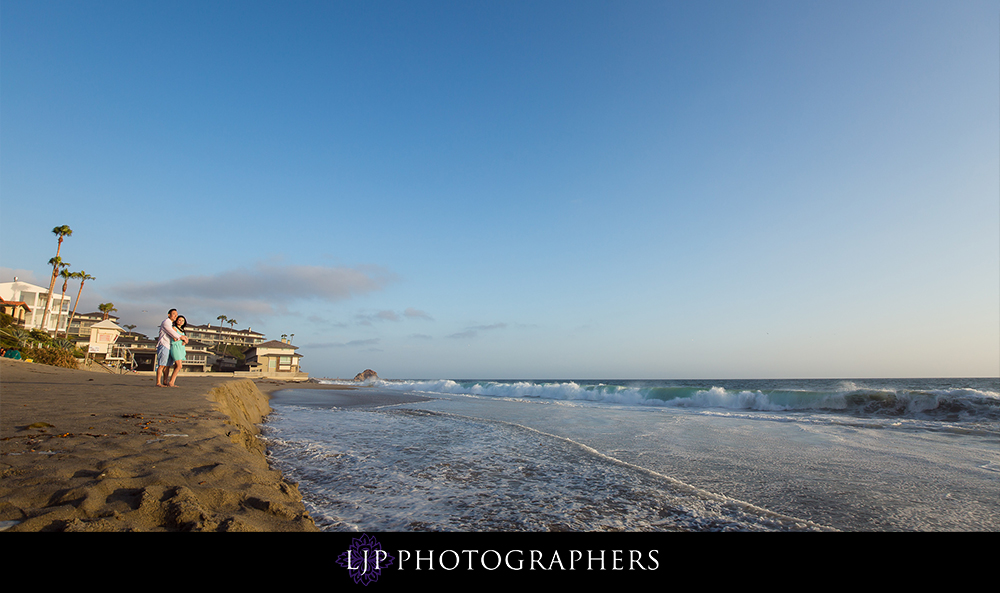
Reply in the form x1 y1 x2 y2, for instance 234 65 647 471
156 308 189 387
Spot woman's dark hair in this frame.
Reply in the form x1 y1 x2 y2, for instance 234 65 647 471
174 315 186 330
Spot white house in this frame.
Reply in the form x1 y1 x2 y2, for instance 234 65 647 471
0 278 72 333
242 339 305 376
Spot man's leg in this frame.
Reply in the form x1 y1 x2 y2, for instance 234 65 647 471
155 346 170 386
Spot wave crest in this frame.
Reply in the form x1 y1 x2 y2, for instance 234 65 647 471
322 378 1000 421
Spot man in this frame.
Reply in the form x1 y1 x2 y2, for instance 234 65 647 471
156 309 188 387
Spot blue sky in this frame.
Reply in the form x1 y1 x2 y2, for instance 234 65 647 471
2 0 997 379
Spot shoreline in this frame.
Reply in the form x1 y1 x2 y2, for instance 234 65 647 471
0 358 323 532
264 381 435 409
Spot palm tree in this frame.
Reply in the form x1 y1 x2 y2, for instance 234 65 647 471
216 315 228 352
226 318 239 349
52 338 75 351
55 268 74 336
40 225 72 333
98 303 117 321
41 257 70 332
66 271 94 338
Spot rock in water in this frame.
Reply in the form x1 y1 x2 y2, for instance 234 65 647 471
353 369 378 382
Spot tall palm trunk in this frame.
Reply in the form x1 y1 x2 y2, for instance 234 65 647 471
40 226 72 332
40 246 64 331
66 272 92 338
41 257 69 332
55 270 72 337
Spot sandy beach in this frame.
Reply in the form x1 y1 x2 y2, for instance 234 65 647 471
0 358 325 532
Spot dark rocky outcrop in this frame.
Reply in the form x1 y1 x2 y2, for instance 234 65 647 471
352 369 379 382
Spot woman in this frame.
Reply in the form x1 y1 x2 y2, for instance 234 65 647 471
166 315 187 387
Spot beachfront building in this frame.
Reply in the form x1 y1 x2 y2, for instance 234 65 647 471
0 279 72 334
120 335 157 370
241 339 303 375
174 340 212 372
67 311 120 338
0 297 32 326
183 323 266 350
111 332 212 372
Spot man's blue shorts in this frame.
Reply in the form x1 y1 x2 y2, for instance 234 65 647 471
156 344 171 368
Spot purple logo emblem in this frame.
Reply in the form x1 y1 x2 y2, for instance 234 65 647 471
337 534 396 585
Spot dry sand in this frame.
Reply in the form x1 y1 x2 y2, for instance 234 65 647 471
0 358 320 532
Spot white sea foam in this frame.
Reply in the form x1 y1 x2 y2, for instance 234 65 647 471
267 377 1000 532
317 378 1000 420
263 403 826 532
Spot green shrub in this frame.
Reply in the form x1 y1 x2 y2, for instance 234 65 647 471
21 346 79 369
29 329 51 344
0 327 32 350
219 344 246 360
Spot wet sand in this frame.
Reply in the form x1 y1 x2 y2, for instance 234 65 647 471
0 358 320 532
263 382 434 409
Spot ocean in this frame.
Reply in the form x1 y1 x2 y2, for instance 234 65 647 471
260 377 999 532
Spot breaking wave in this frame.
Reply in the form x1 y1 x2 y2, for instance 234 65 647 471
316 378 1000 422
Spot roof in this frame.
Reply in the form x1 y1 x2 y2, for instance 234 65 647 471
0 297 32 312
248 340 299 350
77 312 119 320
186 323 265 335
90 320 125 332
0 280 48 292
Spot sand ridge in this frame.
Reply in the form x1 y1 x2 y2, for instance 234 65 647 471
0 358 318 532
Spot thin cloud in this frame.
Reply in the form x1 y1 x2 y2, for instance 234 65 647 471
0 267 44 285
355 310 399 325
116 262 393 302
308 314 349 328
356 307 433 325
448 323 508 339
448 330 479 339
112 262 395 320
304 338 381 349
404 308 434 320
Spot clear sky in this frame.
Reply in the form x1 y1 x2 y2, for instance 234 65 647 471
2 0 997 379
